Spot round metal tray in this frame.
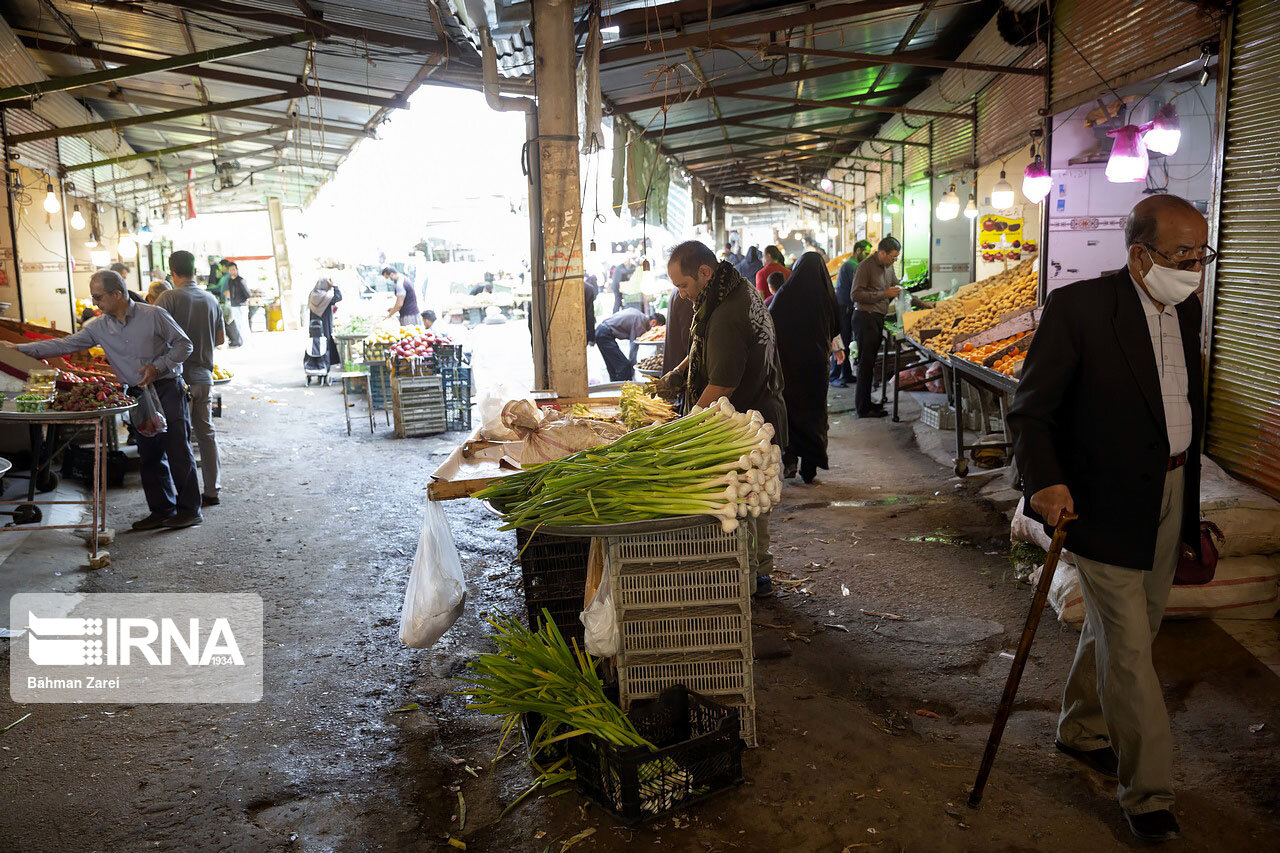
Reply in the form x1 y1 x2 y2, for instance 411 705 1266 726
636 367 663 378
213 377 233 385
634 339 665 348
0 402 136 422
483 500 715 537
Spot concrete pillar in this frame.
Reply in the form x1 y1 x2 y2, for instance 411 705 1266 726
713 196 727 251
531 0 587 396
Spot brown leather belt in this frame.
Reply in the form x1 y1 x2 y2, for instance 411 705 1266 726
1167 451 1188 471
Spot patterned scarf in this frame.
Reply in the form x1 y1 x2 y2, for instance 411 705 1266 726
687 261 749 406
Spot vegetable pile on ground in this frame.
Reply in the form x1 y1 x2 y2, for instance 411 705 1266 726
51 382 132 412
477 398 782 532
618 382 675 429
460 613 652 814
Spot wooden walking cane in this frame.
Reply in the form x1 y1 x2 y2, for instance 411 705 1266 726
968 510 1077 808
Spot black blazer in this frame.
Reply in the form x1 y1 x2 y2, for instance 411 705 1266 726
1008 269 1203 570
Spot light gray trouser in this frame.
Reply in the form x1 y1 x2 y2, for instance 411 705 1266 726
1058 466 1184 815
749 513 772 578
188 383 221 496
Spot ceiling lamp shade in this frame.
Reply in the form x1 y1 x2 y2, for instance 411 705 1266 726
991 171 1015 209
936 184 960 220
885 195 901 213
964 194 978 219
1022 155 1052 202
1106 125 1149 183
1141 102 1181 156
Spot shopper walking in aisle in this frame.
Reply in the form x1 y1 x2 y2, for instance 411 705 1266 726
735 246 764 285
594 307 664 382
831 239 872 385
308 277 344 367
769 253 844 483
1008 195 1209 844
849 238 900 416
756 245 789 296
663 240 786 595
6 270 200 529
381 266 420 326
225 261 252 343
157 251 226 508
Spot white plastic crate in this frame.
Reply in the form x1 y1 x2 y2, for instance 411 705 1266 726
612 561 751 609
608 522 748 566
619 607 749 656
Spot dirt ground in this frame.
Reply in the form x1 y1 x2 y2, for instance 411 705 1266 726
1 332 1277 852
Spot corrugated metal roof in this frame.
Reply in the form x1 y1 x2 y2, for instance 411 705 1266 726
1 0 469 214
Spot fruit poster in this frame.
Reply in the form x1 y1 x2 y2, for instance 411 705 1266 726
978 215 1036 263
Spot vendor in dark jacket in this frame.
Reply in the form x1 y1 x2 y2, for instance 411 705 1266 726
1007 194 1209 844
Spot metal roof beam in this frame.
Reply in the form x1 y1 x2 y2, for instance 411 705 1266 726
711 42 1045 78
5 94 293 144
725 92 972 120
89 145 303 188
0 32 313 103
64 126 292 172
20 37 408 109
642 97 938 140
611 59 932 112
725 120 928 148
600 0 922 65
93 0 444 55
78 88 376 137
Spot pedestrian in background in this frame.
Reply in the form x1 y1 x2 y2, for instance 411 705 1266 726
157 250 225 507
381 266 420 326
849 237 901 417
831 239 872 386
225 261 251 343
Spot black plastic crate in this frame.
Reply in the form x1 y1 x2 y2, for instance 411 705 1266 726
60 445 126 488
516 528 590 603
568 686 743 824
442 365 472 432
527 597 585 648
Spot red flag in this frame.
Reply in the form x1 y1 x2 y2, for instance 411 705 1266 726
185 169 197 219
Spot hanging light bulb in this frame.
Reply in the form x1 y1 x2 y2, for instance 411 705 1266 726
117 221 137 258
991 171 1015 209
85 230 99 249
963 194 978 219
69 205 86 230
43 183 60 214
820 177 834 193
936 184 960 221
885 196 901 214
588 239 597 252
641 257 651 272
826 225 840 238
1141 102 1181 156
1105 125 1149 183
1022 155 1052 202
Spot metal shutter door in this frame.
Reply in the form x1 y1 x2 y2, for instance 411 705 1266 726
976 45 1046 164
1206 0 1280 498
1051 0 1220 114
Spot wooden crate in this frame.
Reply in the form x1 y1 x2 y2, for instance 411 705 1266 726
391 375 446 438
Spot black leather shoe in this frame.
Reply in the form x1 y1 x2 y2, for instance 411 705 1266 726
160 512 203 529
1055 739 1119 778
1125 809 1180 842
201 493 220 507
858 408 888 419
131 513 172 531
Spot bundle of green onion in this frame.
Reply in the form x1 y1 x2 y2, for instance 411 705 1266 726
461 611 652 752
477 398 782 533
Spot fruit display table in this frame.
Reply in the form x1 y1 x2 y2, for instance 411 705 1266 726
0 403 134 568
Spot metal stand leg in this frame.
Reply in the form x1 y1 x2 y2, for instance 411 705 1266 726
365 378 375 434
892 337 901 422
342 377 352 436
381 369 391 426
878 328 889 406
953 366 968 477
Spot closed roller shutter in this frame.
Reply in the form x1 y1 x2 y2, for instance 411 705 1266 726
904 123 930 186
1206 0 1280 498
5 109 58 175
1051 0 1220 114
976 45 1046 164
931 114 974 179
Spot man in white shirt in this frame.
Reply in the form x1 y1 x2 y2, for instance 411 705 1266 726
1008 195 1209 843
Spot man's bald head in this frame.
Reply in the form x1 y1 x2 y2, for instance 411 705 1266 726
1125 194 1203 249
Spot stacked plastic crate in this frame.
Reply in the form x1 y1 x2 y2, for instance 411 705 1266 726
604 522 757 746
515 528 590 648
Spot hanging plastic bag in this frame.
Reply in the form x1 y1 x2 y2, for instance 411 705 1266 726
399 498 467 648
580 571 620 657
132 384 168 438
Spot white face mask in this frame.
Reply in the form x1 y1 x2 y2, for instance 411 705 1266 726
1140 249 1201 305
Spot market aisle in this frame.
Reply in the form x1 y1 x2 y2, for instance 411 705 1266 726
0 332 1275 851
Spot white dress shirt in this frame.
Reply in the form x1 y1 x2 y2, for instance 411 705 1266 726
1131 275 1192 455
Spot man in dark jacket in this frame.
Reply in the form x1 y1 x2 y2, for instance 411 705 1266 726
1008 195 1209 844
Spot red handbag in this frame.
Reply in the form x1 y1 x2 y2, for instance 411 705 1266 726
1174 520 1224 586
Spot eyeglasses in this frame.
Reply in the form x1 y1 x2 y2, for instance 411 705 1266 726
1142 243 1218 271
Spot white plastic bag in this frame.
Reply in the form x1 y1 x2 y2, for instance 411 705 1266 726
580 572 620 657
399 499 467 648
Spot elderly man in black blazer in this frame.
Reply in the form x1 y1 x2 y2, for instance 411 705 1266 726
1008 194 1209 843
